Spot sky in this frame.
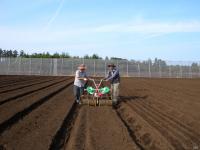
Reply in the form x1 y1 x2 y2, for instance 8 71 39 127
0 0 200 61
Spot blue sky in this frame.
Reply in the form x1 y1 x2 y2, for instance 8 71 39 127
0 0 200 60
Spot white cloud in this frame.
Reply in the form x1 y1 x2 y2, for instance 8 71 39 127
1 20 200 48
44 0 65 31
92 21 200 34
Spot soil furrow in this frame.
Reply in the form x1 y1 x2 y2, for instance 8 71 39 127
121 78 200 131
0 77 58 94
0 76 200 150
0 78 72 105
64 106 93 150
132 101 196 148
124 101 186 150
115 108 145 150
120 81 200 147
65 106 140 150
0 80 73 135
117 102 175 150
0 79 73 124
0 76 44 88
50 103 79 150
0 84 74 150
138 100 200 144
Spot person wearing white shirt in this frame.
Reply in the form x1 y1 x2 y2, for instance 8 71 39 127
74 64 88 104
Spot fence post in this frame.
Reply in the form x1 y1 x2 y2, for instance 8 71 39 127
179 64 182 78
199 62 200 78
105 60 107 77
159 61 162 78
53 58 58 76
71 59 74 76
189 64 192 78
7 57 11 75
137 63 140 77
18 57 22 75
169 65 172 78
148 61 151 78
49 58 52 76
61 58 64 75
126 60 129 77
82 58 85 64
29 58 32 75
93 60 96 76
39 58 42 75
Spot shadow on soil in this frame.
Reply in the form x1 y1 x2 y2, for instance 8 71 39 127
119 95 148 102
0 145 6 150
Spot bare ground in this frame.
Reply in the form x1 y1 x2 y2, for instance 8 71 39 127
0 76 200 150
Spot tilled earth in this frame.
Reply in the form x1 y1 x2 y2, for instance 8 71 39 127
0 76 200 150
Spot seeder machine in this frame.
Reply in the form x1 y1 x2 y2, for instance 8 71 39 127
81 78 112 106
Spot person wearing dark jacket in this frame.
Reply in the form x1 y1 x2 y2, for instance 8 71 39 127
105 63 120 105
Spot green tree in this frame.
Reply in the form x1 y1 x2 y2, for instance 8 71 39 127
13 50 18 57
91 54 102 59
0 48 3 57
20 50 25 57
191 63 199 72
84 54 90 59
105 56 109 60
61 52 70 58
2 50 7 57
110 57 126 60
52 52 60 58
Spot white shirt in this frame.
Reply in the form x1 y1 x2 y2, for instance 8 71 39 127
74 70 87 87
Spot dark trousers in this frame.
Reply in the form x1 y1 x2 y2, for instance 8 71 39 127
74 85 84 102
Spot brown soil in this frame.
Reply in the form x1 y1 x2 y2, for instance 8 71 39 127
0 76 200 150
65 106 139 150
118 78 200 150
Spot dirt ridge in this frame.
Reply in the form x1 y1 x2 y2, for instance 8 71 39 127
49 102 79 150
0 80 73 135
0 78 72 105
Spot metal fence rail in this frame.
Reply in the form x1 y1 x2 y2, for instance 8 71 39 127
0 57 200 78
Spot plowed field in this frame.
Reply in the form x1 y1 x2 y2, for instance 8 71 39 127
0 76 200 150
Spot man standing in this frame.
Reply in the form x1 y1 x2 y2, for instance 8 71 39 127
105 63 120 106
74 64 88 104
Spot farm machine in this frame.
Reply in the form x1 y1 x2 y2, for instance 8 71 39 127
81 78 113 106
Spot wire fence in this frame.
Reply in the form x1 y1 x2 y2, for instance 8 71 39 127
0 57 200 78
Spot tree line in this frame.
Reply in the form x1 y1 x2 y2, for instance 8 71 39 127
0 49 103 59
0 48 199 71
